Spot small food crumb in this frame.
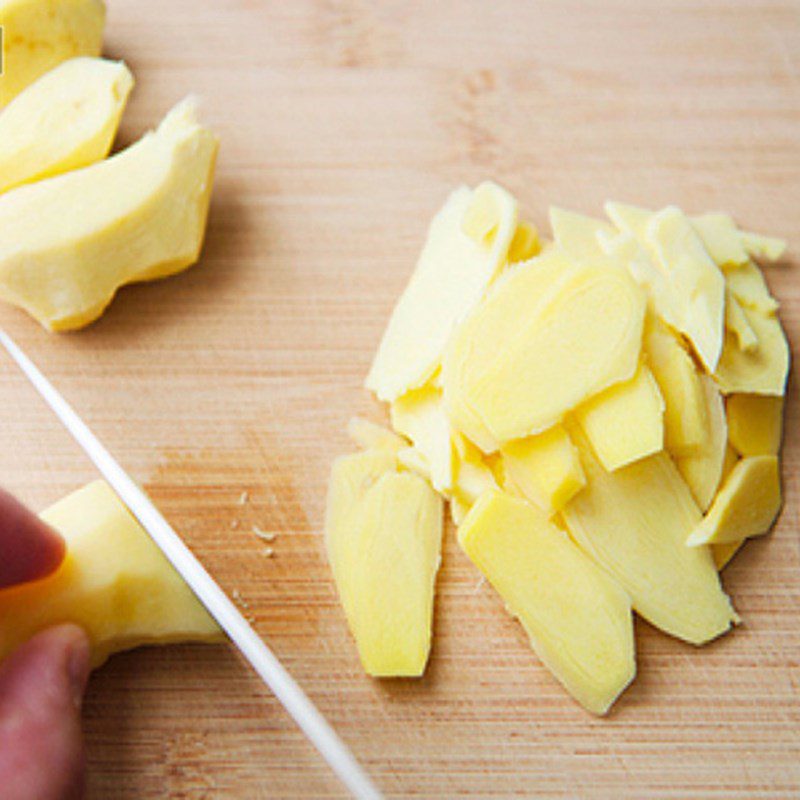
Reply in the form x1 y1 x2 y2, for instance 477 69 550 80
238 491 249 506
262 546 274 558
230 519 240 530
252 525 277 542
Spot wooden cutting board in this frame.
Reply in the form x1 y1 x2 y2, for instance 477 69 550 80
1 1 798 797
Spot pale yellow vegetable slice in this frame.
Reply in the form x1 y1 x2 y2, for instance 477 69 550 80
687 456 781 547
713 307 789 396
725 291 758 352
347 417 407 453
726 260 779 313
644 206 726 373
443 256 645 444
507 220 541 263
562 426 738 645
0 98 218 331
0 0 106 107
500 425 585 515
676 375 728 511
549 206 615 266
459 491 635 715
325 449 397 621
0 480 220 668
0 57 132 194
726 394 784 456
691 213 749 269
366 182 517 402
342 472 443 677
390 383 454 493
396 445 431 479
740 231 787 263
575 364 665 471
450 433 498 509
644 314 709 456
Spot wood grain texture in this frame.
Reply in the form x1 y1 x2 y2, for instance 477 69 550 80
0 0 798 797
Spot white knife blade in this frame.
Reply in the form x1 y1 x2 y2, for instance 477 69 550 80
0 329 382 800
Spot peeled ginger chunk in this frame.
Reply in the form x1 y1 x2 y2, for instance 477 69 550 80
691 213 749 269
0 0 106 107
726 261 779 314
562 427 737 645
549 206 615 267
726 394 783 456
459 491 635 715
740 231 787 263
443 254 645 444
500 425 585 515
575 364 665 471
0 57 132 194
0 98 218 331
0 481 220 668
687 456 781 547
676 376 728 511
366 183 517 402
326 455 443 677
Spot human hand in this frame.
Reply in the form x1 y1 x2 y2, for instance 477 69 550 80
0 488 90 800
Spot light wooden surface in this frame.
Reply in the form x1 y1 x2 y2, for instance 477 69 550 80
1 1 799 797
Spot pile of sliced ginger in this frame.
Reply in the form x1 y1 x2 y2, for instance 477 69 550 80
327 182 789 715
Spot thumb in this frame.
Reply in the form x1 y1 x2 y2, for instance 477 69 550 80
0 624 90 800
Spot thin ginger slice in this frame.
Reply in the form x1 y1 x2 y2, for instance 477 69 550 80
459 491 635 715
366 182 517 402
687 456 781 547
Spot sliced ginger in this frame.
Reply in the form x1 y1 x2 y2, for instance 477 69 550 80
0 481 220 668
686 456 781 547
574 364 664 471
500 425 585 515
366 182 517 402
459 491 635 715
330 184 789 713
326 454 442 677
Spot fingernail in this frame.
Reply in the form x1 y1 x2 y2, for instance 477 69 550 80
67 637 91 711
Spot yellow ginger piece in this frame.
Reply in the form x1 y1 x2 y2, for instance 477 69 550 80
390 383 454 493
366 182 517 402
0 481 220 668
449 433 498 515
507 220 541 263
645 206 726 373
644 314 709 456
606 202 726 373
687 456 781 547
549 206 616 267
726 394 783 456
0 0 106 107
443 252 645 444
740 231 787 263
396 445 431 479
328 469 443 677
458 491 635 715
0 57 132 194
726 260 779 313
562 426 738 645
677 375 728 511
691 213 749 269
0 98 218 331
725 291 758 352
325 449 397 620
346 416 407 453
500 425 585 515
575 365 665 471
713 306 789 396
